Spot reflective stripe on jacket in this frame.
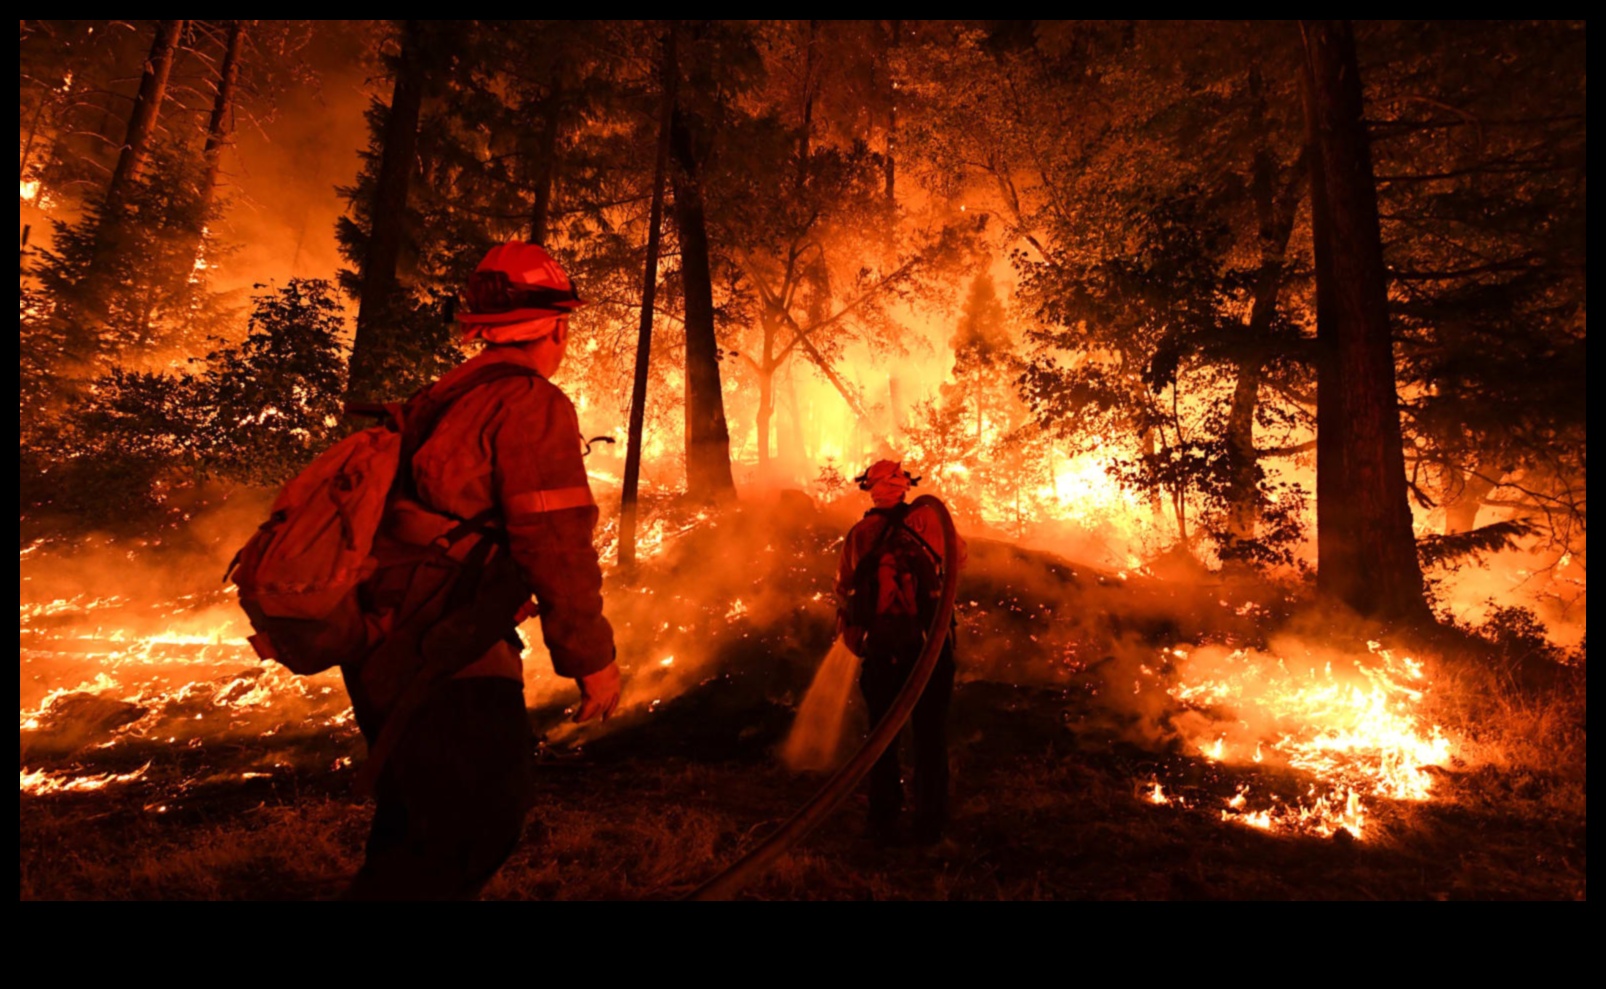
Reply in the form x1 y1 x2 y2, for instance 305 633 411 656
410 345 615 680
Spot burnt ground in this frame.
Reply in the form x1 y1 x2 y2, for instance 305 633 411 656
18 501 1588 900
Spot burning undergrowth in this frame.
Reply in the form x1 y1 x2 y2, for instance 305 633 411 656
19 491 1587 898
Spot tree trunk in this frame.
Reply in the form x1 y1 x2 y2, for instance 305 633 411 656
670 79 736 502
174 19 244 271
1224 360 1263 544
618 28 676 571
20 96 47 183
103 19 184 212
528 61 565 245
1302 43 1354 605
347 19 426 403
199 20 244 209
797 20 816 194
1301 20 1429 621
1226 70 1304 549
77 19 184 340
1141 425 1164 517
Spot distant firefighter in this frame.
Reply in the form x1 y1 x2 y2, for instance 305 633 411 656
836 460 966 844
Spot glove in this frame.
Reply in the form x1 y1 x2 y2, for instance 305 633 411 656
574 660 621 723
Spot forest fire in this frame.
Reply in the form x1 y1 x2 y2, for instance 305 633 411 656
1160 641 1453 840
19 19 1585 900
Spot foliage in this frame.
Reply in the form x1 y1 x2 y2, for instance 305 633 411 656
1416 519 1541 570
1363 20 1586 556
22 280 349 526
29 143 238 370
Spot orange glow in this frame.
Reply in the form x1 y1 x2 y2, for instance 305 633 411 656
1158 640 1455 840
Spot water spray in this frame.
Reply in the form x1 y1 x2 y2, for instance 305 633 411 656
686 494 961 900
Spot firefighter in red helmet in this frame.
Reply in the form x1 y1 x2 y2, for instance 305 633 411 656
342 241 620 899
836 459 966 845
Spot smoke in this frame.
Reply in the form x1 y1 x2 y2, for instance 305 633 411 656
207 26 378 299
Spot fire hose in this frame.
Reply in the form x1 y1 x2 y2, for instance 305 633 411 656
686 494 960 900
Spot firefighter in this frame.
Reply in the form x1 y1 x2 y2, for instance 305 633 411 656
836 459 966 845
343 241 620 899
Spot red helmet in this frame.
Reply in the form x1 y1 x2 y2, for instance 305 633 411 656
459 241 586 343
855 459 919 491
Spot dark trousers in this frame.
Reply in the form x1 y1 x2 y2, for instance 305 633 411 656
343 676 533 900
858 634 955 835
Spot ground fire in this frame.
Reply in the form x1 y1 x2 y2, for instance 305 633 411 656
20 19 1584 900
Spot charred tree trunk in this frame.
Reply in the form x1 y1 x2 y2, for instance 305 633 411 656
670 70 736 502
797 20 816 194
20 96 47 183
174 19 244 270
1226 78 1305 548
103 19 184 213
528 61 565 245
752 310 782 471
1302 47 1353 604
618 28 676 571
1301 20 1429 621
76 18 184 341
199 21 244 209
1224 361 1264 543
348 19 426 403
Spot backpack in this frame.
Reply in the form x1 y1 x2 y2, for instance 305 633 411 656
846 504 943 656
226 363 539 676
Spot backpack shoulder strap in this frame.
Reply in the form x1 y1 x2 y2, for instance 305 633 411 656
402 362 543 455
892 513 942 566
847 507 909 587
392 362 544 509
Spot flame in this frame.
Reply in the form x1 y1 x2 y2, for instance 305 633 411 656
1156 641 1455 840
21 762 150 795
21 179 40 201
20 580 354 797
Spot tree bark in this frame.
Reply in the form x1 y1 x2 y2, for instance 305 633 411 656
199 20 244 209
173 19 244 271
1224 360 1264 543
103 19 184 212
670 58 736 502
76 19 184 339
1301 20 1430 621
528 60 565 245
618 27 676 570
1226 85 1304 547
347 19 426 403
797 20 816 194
